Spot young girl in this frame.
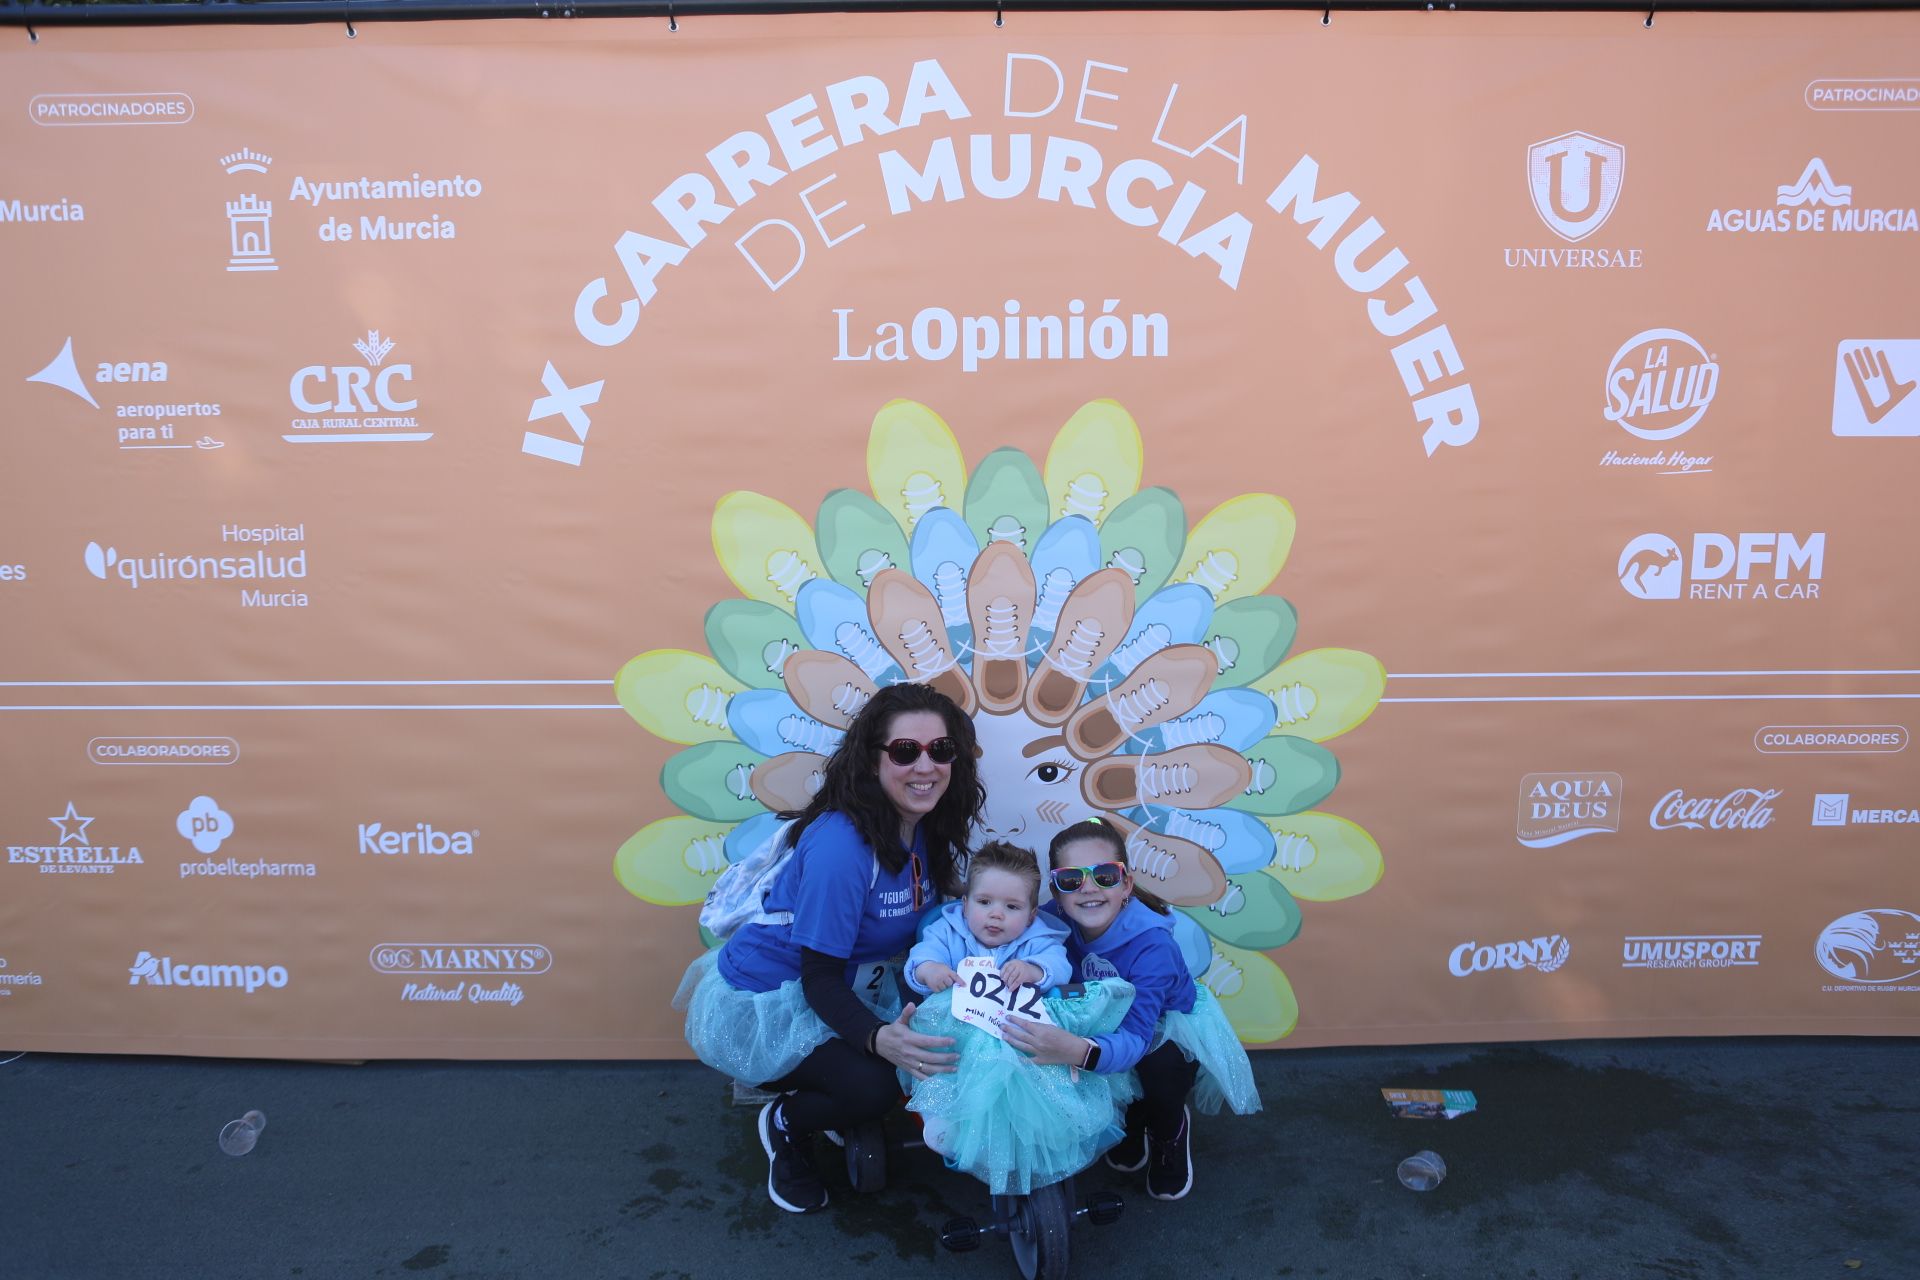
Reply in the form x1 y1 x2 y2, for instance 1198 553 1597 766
904 842 1138 1195
1003 818 1260 1202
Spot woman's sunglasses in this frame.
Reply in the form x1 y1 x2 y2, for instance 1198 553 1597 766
1049 862 1126 893
880 737 960 767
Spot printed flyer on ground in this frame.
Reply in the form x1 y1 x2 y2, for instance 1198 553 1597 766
1 8 1916 1059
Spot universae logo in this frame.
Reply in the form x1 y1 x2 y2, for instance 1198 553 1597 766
1527 132 1626 243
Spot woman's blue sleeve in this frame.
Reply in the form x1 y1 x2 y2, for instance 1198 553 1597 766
787 818 872 958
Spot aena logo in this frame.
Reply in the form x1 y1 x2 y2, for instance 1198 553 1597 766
1603 329 1719 441
1618 532 1824 601
290 330 416 414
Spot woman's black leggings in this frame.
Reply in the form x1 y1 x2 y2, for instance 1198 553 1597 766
761 1038 900 1132
1128 1041 1200 1139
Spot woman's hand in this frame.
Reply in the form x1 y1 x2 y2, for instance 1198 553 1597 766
916 961 957 993
873 1003 957 1082
999 959 1043 990
1001 1016 1094 1068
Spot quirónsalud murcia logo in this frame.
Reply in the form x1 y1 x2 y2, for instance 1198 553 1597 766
610 399 1387 1043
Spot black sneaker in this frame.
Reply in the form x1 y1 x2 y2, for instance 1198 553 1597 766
758 1100 828 1214
1104 1122 1148 1173
1146 1105 1193 1201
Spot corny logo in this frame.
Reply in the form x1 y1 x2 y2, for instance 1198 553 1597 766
1448 934 1570 976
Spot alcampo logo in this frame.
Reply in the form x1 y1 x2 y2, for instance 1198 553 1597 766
128 950 289 992
176 795 234 854
1602 329 1719 441
1617 532 1824 602
1448 934 1570 976
1527 132 1625 243
358 822 476 856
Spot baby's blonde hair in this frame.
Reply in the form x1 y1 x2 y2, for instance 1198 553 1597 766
966 841 1043 907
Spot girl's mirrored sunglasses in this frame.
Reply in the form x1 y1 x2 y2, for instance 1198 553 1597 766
880 736 960 767
1049 862 1126 893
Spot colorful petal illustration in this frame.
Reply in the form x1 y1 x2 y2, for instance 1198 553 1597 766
1251 647 1388 742
618 399 1383 1045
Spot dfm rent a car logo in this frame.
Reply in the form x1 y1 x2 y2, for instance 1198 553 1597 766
358 822 476 856
1649 787 1781 831
129 950 288 993
1617 532 1824 602
1816 909 1920 985
176 796 234 854
1603 329 1719 441
1449 934 1570 976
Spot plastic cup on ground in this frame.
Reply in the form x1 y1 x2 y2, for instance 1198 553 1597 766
1397 1150 1445 1191
219 1110 267 1157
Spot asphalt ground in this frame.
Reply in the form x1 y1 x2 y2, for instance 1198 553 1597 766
3 1037 1915 1280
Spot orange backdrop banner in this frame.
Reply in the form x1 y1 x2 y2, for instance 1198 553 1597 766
2 9 1917 1059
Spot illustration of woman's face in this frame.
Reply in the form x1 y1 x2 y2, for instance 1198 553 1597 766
972 708 1085 887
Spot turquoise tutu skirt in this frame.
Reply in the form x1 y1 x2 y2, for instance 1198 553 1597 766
1149 986 1262 1116
673 949 904 1087
905 979 1142 1195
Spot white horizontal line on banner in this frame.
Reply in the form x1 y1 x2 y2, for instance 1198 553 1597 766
1384 694 1920 703
0 679 615 687
1390 670 1920 679
0 704 626 711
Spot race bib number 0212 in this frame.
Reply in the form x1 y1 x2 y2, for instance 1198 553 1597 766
951 956 1055 1041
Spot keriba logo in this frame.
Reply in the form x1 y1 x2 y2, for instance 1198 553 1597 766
358 823 476 856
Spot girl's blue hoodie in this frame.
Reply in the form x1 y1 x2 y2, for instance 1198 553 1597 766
1040 897 1196 1073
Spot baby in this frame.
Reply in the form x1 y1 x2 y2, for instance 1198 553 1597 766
906 841 1071 997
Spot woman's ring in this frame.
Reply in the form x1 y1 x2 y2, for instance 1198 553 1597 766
914 1060 922 1071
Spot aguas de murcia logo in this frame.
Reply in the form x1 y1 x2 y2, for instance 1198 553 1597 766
1708 158 1919 235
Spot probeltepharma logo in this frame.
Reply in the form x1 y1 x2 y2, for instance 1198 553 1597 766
0 954 46 997
1448 934 1570 976
1708 158 1919 236
1598 329 1718 475
1817 909 1920 991
1617 532 1824 603
370 942 550 1008
129 950 289 993
1507 131 1639 269
1832 340 1920 437
1649 787 1781 832
1621 935 1762 970
358 822 477 856
176 795 234 853
7 801 144 875
1812 793 1919 827
1516 772 1623 847
83 522 308 608
286 330 428 445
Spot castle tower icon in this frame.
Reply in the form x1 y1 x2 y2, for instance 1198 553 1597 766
226 193 277 272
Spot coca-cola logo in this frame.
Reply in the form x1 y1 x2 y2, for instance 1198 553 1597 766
1649 787 1782 831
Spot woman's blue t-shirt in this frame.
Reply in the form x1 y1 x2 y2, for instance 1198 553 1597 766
717 810 935 993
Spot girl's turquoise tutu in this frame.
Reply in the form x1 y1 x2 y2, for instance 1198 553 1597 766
1149 986 1262 1116
674 949 904 1087
906 979 1142 1195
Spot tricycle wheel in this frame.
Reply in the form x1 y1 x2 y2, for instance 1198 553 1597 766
844 1119 887 1194
1004 1179 1072 1280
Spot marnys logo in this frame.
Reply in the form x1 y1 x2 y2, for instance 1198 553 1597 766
1648 787 1781 831
358 822 477 856
176 795 234 853
24 336 227 451
1448 934 1570 976
1816 909 1920 987
1507 131 1639 270
1617 532 1824 603
1598 329 1718 475
1516 771 1622 847
83 524 309 609
1708 158 1919 235
286 330 428 444
1811 793 1920 827
1832 340 1920 437
1621 934 1762 970
371 942 550 1008
6 801 144 875
129 950 289 993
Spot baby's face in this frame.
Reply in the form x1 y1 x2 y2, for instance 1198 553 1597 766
963 867 1036 948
